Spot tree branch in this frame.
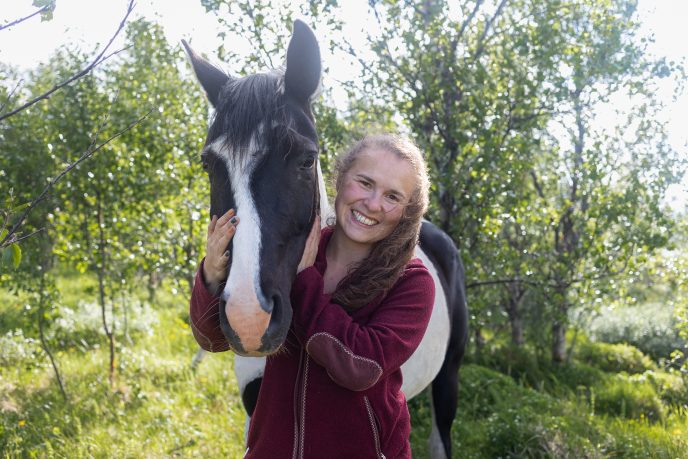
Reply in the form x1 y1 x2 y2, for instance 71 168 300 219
0 0 135 122
1 107 153 249
471 0 509 60
0 79 23 115
467 277 543 289
0 4 50 32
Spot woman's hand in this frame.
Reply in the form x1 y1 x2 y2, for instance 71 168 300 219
203 209 239 292
297 216 321 274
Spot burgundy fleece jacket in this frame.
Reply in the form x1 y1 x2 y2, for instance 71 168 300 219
189 227 435 458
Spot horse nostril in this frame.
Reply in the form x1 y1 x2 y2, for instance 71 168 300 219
267 295 281 329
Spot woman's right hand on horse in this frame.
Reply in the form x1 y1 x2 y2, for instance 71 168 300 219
203 209 239 291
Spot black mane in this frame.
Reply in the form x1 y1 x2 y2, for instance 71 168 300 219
207 70 287 160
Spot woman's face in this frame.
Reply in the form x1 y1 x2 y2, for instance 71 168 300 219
335 147 416 248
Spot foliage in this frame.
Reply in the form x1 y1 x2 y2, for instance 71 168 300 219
0 287 246 458
576 340 658 374
353 0 686 361
587 303 686 361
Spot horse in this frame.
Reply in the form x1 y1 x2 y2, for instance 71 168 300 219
183 20 468 459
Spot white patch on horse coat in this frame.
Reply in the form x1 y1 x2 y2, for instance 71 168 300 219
400 246 451 399
234 354 266 393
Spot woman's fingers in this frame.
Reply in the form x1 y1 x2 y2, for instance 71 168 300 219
207 215 218 237
208 214 239 259
215 208 235 228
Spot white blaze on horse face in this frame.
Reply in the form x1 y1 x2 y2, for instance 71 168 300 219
213 135 271 354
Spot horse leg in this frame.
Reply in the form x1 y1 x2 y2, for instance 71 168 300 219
239 377 262 444
191 348 206 371
429 344 464 459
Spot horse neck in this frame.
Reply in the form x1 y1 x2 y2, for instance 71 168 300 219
317 158 334 226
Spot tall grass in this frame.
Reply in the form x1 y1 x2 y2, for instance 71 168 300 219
1 273 687 458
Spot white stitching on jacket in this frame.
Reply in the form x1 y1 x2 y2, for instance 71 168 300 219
364 396 385 459
306 332 383 376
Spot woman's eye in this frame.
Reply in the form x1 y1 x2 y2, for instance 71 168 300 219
386 194 400 203
358 180 371 189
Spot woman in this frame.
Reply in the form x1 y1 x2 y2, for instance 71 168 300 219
190 134 435 458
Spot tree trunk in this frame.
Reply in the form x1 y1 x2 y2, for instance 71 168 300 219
96 194 116 386
551 320 566 363
473 326 485 358
506 288 526 347
147 270 158 303
510 310 525 346
38 269 68 401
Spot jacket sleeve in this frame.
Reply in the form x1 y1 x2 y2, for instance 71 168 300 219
290 263 434 391
189 258 230 352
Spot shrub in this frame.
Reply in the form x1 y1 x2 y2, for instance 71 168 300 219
52 297 159 349
0 329 42 368
630 370 688 409
587 303 685 360
576 341 657 374
594 374 666 422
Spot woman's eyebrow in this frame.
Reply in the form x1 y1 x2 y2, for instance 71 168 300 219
356 174 407 199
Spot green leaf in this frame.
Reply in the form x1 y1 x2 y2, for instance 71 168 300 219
11 243 21 269
32 0 56 21
12 202 30 212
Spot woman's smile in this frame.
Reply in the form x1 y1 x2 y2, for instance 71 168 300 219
351 209 379 227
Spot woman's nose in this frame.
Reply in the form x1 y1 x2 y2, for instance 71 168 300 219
364 191 384 212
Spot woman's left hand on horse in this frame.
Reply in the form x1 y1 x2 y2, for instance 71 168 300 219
203 209 239 289
297 216 321 274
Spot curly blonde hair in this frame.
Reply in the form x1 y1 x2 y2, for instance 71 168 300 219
330 133 430 310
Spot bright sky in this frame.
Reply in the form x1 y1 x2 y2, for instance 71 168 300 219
1 0 686 212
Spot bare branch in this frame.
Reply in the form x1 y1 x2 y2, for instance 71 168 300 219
12 227 45 244
0 79 23 115
455 0 484 49
471 0 509 60
467 277 544 289
0 0 135 122
0 4 50 32
530 170 546 199
1 107 153 249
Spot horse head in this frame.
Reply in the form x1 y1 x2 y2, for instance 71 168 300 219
184 20 321 356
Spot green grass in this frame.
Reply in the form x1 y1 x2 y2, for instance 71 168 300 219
1 273 687 458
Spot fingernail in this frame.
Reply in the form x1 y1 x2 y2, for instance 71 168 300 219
230 216 238 224
224 250 230 257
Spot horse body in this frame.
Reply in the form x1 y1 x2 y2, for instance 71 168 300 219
185 21 468 459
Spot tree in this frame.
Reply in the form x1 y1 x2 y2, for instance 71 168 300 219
0 0 135 267
524 0 684 361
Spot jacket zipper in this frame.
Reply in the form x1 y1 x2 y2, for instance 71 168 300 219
292 348 310 459
364 396 386 459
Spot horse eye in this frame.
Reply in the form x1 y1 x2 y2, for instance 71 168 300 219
202 161 209 171
301 157 315 169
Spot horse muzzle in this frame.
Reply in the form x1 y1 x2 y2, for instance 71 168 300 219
218 292 290 356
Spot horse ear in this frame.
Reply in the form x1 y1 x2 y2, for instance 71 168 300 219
284 20 321 104
182 39 231 108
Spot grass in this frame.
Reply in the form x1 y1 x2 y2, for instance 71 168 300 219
1 272 687 458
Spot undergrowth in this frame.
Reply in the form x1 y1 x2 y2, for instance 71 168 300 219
1 273 687 458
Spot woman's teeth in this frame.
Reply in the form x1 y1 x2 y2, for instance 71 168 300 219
352 210 378 226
